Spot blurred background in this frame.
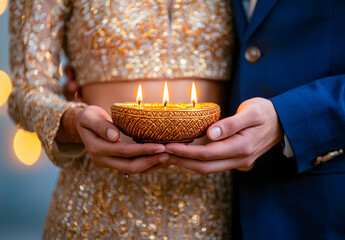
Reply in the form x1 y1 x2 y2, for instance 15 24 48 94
0 1 60 239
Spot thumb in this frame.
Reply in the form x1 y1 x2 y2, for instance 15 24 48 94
92 119 120 142
104 125 120 142
207 117 239 141
79 106 120 142
207 110 253 141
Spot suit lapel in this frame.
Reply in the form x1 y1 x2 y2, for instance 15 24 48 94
231 0 278 42
231 0 248 42
244 0 278 40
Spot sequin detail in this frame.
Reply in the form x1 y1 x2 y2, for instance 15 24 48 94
8 0 87 167
8 0 234 238
44 158 232 239
66 0 233 85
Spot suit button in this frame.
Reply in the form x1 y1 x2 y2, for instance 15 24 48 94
245 46 261 63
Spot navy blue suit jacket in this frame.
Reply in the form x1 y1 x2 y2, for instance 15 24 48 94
230 0 345 239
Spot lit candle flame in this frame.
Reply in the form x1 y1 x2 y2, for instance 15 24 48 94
191 82 197 107
137 84 142 106
163 81 169 107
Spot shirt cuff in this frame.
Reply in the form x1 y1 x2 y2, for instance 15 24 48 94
282 133 295 158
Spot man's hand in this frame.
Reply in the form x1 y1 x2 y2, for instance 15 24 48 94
165 98 284 174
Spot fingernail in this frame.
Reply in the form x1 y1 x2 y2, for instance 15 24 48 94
106 128 118 141
165 149 173 154
159 156 169 163
155 148 165 153
209 127 221 139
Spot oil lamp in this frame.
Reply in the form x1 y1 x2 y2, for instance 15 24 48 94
111 82 220 143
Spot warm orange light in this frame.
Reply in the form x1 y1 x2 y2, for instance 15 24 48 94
13 129 41 166
136 84 142 106
191 82 197 107
59 62 63 77
0 0 7 15
163 81 169 107
0 70 12 107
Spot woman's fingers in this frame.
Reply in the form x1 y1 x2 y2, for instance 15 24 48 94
90 138 166 157
66 80 79 93
76 105 167 172
107 141 166 157
64 65 75 80
63 65 78 101
165 133 248 161
63 81 78 101
79 126 165 158
92 138 166 158
96 153 170 174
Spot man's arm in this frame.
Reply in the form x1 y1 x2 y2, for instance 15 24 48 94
165 76 345 174
271 75 345 173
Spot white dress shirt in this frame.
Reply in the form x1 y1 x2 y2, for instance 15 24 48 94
243 0 257 20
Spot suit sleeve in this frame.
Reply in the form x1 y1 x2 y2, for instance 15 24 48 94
270 76 345 173
7 0 87 168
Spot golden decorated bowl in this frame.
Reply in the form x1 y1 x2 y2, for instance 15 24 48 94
111 103 221 143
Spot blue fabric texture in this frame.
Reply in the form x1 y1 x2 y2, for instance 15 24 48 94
230 0 345 239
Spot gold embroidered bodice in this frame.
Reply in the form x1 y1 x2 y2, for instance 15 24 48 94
67 0 233 86
8 0 234 239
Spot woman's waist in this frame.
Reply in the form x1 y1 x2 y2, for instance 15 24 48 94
81 78 229 115
80 76 229 87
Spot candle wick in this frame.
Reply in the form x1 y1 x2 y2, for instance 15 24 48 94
193 101 196 107
138 100 141 107
164 101 168 107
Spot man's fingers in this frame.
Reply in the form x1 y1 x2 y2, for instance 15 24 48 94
165 134 246 160
97 153 168 174
168 155 245 174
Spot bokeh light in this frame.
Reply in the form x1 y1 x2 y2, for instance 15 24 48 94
13 129 41 166
0 70 12 107
59 62 63 77
0 0 7 15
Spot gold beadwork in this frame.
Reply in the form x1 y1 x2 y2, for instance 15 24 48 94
314 148 344 165
66 0 233 86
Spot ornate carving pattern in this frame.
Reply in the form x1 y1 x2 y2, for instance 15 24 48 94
111 103 220 143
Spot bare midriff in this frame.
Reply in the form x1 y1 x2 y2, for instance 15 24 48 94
82 79 228 144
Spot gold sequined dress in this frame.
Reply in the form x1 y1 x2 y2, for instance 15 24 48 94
8 0 234 239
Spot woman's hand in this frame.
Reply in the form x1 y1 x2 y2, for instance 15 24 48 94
63 65 83 102
165 98 284 174
58 106 168 174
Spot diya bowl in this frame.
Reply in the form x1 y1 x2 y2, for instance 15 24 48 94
111 103 221 143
